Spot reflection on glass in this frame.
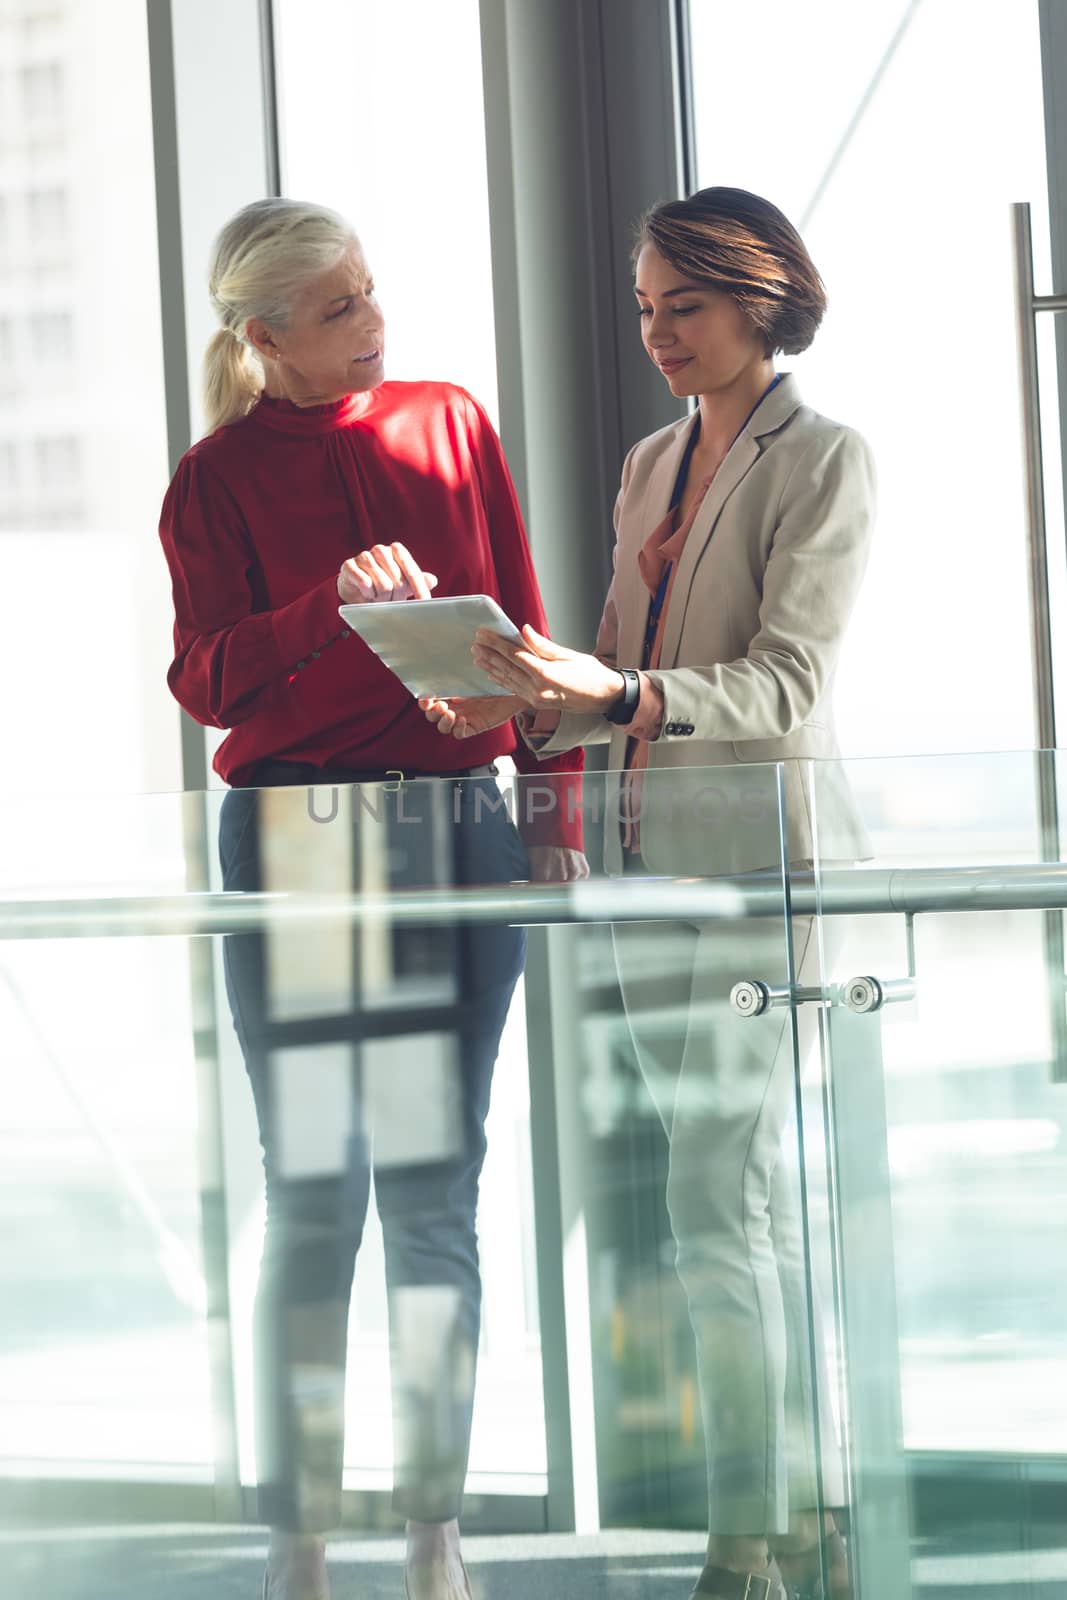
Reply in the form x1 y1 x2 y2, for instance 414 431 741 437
604 912 840 1524
4 759 1066 1597
570 765 843 1597
217 777 529 1541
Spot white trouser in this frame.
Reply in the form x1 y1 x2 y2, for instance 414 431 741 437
612 913 844 1536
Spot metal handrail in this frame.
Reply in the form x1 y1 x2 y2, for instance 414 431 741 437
7 860 1067 939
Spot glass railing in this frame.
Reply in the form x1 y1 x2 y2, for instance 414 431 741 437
807 752 1067 1600
1 756 1064 1598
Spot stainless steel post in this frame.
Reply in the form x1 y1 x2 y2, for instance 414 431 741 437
1011 200 1067 1083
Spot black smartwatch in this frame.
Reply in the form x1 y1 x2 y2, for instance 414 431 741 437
603 668 641 726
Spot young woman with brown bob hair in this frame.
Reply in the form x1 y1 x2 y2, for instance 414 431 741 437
424 186 876 1598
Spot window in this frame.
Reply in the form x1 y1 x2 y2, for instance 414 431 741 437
274 0 500 422
28 308 73 362
0 0 198 1495
25 185 68 240
17 3 64 36
18 59 62 120
33 432 79 490
689 0 1051 760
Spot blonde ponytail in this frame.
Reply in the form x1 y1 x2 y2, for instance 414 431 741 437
202 198 360 434
202 326 263 435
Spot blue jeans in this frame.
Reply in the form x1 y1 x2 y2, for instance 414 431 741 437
219 763 528 1530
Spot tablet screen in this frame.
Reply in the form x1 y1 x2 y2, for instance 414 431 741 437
338 594 523 699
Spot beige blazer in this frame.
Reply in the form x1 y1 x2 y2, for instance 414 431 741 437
534 373 876 875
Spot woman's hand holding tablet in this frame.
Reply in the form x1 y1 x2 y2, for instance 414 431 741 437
419 692 525 740
338 592 525 700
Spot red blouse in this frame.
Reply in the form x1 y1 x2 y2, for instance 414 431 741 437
158 380 583 848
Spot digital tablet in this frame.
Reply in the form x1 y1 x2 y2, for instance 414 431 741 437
338 594 524 699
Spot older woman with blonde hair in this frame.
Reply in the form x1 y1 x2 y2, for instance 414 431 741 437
159 198 584 1600
425 186 874 1599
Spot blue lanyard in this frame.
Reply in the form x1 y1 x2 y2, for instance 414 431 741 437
642 374 782 667
668 412 705 513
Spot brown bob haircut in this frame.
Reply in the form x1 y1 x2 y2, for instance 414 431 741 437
634 187 826 356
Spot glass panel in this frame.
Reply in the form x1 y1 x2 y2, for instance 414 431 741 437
205 773 552 1504
0 792 213 1481
0 763 809 1597
810 751 1067 1598
688 0 1050 759
567 765 829 1576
